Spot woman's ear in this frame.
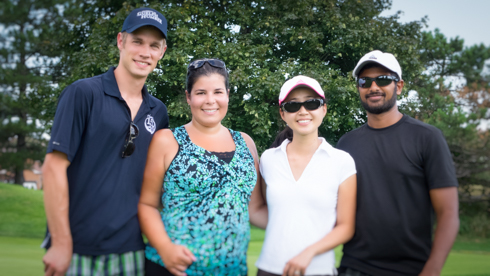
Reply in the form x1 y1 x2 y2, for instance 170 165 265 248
279 107 285 121
186 90 191 105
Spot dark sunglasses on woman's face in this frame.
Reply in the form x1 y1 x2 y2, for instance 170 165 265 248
187 58 226 71
281 98 325 113
121 122 139 158
357 75 399 88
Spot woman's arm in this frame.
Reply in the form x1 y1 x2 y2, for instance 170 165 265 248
283 174 357 276
138 129 195 276
242 132 269 229
249 175 269 229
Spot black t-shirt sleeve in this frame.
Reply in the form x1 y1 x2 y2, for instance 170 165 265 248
423 128 458 189
336 133 352 153
336 134 346 150
47 82 92 162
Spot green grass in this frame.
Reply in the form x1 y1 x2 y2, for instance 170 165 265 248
442 251 490 275
0 236 44 275
249 227 490 276
2 235 489 276
452 237 490 252
1 182 489 275
0 183 46 238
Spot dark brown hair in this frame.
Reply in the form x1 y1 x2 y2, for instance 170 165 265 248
186 60 229 94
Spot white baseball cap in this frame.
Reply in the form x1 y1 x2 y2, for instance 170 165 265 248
352 50 402 79
278 75 325 105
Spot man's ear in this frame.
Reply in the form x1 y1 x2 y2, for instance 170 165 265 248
396 79 404 96
160 44 167 60
117 32 124 50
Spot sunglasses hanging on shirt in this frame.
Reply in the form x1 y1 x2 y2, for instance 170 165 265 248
121 122 139 158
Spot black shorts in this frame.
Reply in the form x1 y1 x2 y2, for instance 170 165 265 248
145 258 173 276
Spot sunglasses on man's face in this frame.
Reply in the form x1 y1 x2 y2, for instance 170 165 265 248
187 58 226 71
357 75 399 88
122 122 139 158
281 98 325 113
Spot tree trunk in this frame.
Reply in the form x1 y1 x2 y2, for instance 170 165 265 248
14 133 26 185
14 164 25 185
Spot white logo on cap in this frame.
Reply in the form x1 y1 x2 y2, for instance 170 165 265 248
145 114 156 134
137 10 162 24
369 55 377 59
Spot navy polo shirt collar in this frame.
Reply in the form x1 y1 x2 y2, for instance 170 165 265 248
102 67 158 108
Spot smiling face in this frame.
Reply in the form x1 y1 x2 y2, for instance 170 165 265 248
186 73 229 128
357 66 403 115
117 26 167 80
280 87 326 138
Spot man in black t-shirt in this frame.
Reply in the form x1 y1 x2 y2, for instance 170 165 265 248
41 8 169 276
337 50 459 276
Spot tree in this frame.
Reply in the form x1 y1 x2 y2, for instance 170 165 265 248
68 0 425 152
0 0 70 184
401 29 490 207
0 0 143 184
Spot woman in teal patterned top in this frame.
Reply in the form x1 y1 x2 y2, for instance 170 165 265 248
138 58 261 276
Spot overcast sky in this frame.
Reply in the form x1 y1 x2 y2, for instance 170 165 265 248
380 0 490 47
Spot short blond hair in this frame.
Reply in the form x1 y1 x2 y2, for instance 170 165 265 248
120 28 167 50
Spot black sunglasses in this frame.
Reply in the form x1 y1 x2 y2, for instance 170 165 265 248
122 122 139 158
357 75 399 88
281 98 325 113
187 58 226 71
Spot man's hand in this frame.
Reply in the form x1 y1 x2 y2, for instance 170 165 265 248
419 187 459 276
42 151 72 276
159 243 196 276
43 244 72 276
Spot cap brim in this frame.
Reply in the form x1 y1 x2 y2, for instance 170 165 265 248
353 60 388 78
125 23 167 39
279 84 325 105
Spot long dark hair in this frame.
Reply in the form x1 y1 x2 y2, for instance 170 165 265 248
270 125 293 148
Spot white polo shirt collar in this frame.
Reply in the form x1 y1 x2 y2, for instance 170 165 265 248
278 137 334 157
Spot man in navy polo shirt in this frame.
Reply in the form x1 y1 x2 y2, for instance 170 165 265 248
42 7 169 276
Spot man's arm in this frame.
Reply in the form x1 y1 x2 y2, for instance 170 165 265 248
42 151 72 276
419 187 459 276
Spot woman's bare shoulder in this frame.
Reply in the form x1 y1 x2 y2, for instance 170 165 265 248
150 128 179 151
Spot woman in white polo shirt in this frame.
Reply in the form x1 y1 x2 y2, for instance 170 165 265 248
249 76 357 276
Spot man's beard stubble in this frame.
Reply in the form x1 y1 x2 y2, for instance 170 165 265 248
360 86 398 115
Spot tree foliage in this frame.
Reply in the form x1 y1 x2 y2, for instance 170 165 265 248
70 0 424 152
401 29 490 207
0 0 69 184
0 0 148 183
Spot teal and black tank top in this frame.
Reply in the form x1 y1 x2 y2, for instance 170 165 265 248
145 126 257 275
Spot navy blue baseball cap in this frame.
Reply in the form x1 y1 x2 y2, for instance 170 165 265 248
121 8 167 39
